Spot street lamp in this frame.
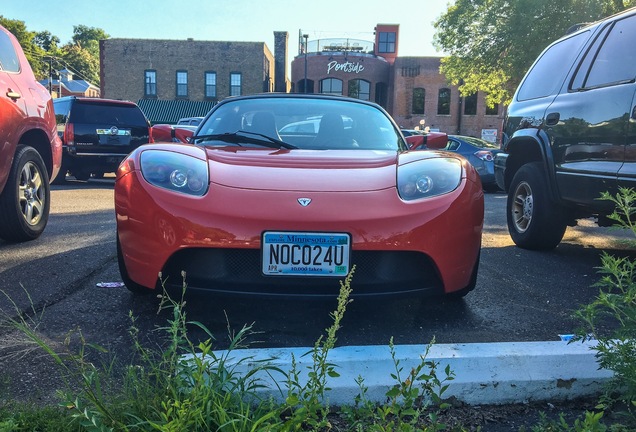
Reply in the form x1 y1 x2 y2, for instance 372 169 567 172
303 34 309 93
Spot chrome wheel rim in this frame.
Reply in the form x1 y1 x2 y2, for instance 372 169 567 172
511 181 533 233
19 161 45 226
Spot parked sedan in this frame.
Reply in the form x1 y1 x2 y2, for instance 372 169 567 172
445 135 501 190
115 94 484 299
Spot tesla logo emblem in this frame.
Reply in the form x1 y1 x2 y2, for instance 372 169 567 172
109 126 119 135
297 198 312 207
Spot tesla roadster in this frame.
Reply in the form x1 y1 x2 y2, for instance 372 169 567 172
115 94 484 298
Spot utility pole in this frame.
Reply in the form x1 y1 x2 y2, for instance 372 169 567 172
48 57 52 94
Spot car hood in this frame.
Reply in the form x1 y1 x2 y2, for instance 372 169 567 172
205 148 399 192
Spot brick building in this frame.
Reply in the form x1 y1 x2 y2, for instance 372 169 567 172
99 26 502 140
290 24 503 141
99 36 285 123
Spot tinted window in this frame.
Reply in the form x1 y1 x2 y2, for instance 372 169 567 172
53 99 72 124
70 102 148 125
584 15 636 88
517 31 589 101
0 30 20 73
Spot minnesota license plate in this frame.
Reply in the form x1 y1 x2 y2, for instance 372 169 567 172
262 231 351 277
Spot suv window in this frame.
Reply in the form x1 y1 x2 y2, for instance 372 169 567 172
54 99 71 124
70 102 148 125
0 30 20 73
578 15 636 88
517 31 589 101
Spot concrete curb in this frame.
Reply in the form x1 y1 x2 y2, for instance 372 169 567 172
189 340 613 405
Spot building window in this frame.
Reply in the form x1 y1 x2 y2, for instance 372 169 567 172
464 93 477 115
412 88 425 115
320 78 343 95
378 32 396 53
486 102 499 116
375 82 388 107
144 70 156 97
437 88 451 115
230 72 242 96
176 70 188 97
205 72 217 98
348 79 370 101
298 79 314 93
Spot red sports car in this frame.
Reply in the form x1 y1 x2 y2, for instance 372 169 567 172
115 94 484 298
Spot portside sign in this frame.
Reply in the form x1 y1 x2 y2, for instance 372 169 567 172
327 60 365 74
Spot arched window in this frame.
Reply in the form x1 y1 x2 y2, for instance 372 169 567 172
320 78 343 95
437 88 451 115
412 88 425 114
464 93 477 115
348 79 370 100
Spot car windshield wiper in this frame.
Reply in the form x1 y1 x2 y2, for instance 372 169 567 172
193 130 298 149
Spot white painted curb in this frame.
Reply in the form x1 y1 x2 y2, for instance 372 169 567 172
184 340 613 406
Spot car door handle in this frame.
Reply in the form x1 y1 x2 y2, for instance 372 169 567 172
6 89 21 100
545 112 560 126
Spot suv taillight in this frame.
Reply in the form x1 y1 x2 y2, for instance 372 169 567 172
64 123 75 146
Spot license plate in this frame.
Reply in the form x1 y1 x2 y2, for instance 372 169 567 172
262 231 351 277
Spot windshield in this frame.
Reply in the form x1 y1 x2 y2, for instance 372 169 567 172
194 97 405 151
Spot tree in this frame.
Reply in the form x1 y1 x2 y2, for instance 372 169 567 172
59 43 100 85
433 0 635 106
54 25 109 86
0 16 47 79
34 30 60 52
71 25 109 58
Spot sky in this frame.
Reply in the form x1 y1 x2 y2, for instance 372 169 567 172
2 0 451 58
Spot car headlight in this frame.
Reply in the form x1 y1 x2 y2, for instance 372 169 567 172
139 150 209 196
397 157 462 200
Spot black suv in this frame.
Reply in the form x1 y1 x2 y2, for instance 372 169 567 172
494 7 636 250
53 97 151 182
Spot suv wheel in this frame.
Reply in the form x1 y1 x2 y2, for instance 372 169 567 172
0 145 50 242
507 162 567 250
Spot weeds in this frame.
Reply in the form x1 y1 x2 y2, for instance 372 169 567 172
0 263 467 431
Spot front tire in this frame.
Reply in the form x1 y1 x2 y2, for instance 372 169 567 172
0 145 50 242
507 162 567 250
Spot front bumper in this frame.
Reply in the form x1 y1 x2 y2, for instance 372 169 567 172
115 169 484 297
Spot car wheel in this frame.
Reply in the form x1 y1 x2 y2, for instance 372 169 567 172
507 162 567 250
0 145 50 242
116 235 153 294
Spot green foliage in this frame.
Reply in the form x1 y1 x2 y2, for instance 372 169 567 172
574 188 636 417
525 410 614 431
2 266 460 431
0 16 46 79
280 266 355 430
0 16 106 84
342 338 458 432
433 0 635 106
